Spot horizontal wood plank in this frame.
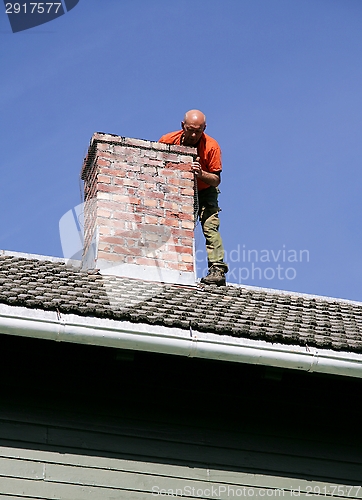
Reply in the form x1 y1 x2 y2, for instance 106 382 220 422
0 448 361 499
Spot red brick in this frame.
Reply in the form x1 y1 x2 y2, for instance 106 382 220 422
98 184 121 193
140 232 161 243
113 245 142 256
113 194 140 205
180 188 194 196
165 261 184 271
123 171 137 179
163 218 180 228
181 220 194 229
176 212 193 221
94 200 114 213
145 245 159 254
145 159 163 167
177 162 194 172
146 191 164 200
141 165 158 175
127 188 143 197
168 145 195 155
98 175 111 184
113 178 128 187
167 177 182 187
178 155 194 163
181 253 194 263
93 132 122 144
97 159 111 167
167 177 191 188
97 209 112 218
180 204 194 214
134 257 157 266
164 185 180 194
99 221 127 232
96 152 116 160
122 163 141 172
159 252 178 262
123 179 141 188
158 168 178 177
159 200 179 210
144 198 158 208
124 237 141 245
113 211 143 223
164 194 184 204
161 153 180 162
96 143 111 152
102 169 127 178
97 225 112 235
137 206 165 217
179 179 193 188
113 145 128 155
98 192 112 201
178 230 194 239
119 230 143 239
139 223 169 233
144 215 158 224
97 251 126 262
123 138 151 148
107 161 129 170
98 242 111 252
171 245 193 254
182 172 195 180
150 141 169 152
102 236 128 245
139 174 160 183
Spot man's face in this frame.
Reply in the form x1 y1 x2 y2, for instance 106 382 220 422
181 120 206 146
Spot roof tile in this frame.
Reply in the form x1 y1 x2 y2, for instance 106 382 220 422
1 255 362 354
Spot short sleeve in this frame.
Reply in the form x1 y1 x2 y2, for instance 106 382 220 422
207 145 222 173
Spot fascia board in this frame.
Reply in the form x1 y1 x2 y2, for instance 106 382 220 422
0 303 362 379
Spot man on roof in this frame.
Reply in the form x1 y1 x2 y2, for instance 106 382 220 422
159 109 228 286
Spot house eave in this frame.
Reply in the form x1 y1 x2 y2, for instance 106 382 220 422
1 303 362 379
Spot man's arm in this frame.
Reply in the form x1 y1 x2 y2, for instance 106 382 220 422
191 158 221 187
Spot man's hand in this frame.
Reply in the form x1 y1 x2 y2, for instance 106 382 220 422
191 156 221 187
191 157 203 177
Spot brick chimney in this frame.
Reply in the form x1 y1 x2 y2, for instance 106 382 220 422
80 133 197 285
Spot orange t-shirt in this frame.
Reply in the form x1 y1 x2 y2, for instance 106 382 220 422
158 130 222 191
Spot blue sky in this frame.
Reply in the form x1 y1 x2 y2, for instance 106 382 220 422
1 0 362 300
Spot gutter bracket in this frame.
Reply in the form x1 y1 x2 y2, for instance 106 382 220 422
56 310 66 342
188 323 198 358
308 349 319 373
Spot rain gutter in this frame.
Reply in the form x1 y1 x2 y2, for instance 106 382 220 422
1 304 362 379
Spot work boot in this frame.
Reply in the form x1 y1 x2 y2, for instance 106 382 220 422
201 266 226 286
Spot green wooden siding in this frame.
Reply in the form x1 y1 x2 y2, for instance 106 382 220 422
0 334 362 498
0 447 362 499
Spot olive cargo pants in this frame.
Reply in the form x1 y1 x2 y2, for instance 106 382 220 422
197 186 228 273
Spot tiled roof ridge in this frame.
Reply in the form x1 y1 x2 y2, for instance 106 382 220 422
0 249 81 267
1 250 362 354
1 249 361 308
227 282 362 307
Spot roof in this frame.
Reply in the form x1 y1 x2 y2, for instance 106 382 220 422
1 252 362 354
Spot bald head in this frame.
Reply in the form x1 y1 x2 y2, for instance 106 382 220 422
184 109 206 126
181 109 206 146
